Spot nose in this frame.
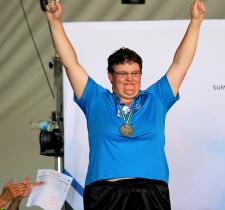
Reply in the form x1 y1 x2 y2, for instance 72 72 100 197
126 73 134 80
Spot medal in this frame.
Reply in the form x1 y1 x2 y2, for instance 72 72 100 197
112 94 136 137
120 124 134 136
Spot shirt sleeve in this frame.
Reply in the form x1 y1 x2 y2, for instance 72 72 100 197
73 76 106 115
146 74 180 111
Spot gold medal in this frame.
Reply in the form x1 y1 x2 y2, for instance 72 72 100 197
120 124 134 136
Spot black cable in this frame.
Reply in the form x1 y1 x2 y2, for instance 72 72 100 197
19 0 55 98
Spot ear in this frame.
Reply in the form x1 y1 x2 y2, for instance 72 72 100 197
108 72 113 84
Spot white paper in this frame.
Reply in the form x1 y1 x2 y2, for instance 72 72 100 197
27 169 73 210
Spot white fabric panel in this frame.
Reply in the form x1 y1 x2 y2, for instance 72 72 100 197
63 20 225 210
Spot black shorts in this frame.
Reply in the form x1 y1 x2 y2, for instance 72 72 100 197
83 178 171 210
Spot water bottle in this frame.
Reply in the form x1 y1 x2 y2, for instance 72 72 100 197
30 120 56 132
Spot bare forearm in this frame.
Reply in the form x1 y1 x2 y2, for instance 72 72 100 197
49 20 79 69
173 19 202 70
166 0 205 96
46 1 88 98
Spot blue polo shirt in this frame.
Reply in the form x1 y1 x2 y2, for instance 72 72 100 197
74 75 179 186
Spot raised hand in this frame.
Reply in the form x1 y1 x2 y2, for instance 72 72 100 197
46 0 63 22
190 0 206 22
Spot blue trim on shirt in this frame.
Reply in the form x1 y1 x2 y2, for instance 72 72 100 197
64 169 84 197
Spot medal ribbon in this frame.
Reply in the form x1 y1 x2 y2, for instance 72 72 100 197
112 94 135 126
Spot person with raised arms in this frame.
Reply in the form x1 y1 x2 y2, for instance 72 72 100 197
46 0 205 209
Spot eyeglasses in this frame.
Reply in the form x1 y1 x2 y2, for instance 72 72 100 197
113 71 142 78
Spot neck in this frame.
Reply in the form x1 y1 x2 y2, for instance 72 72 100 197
112 91 135 106
120 98 133 106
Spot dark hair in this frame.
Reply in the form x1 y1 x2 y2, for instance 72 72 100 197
107 48 142 74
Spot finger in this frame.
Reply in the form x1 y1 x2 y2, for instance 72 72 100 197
194 0 199 8
26 182 44 194
7 185 26 198
55 1 60 10
46 2 56 13
21 182 42 197
55 0 63 13
4 180 13 187
191 0 197 11
31 181 45 187
9 183 26 193
21 176 32 184
46 4 54 13
46 4 51 13
197 1 203 9
50 0 57 12
197 2 205 13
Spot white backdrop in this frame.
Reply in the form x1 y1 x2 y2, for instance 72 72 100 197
63 20 225 210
